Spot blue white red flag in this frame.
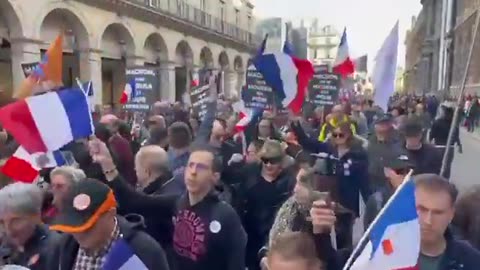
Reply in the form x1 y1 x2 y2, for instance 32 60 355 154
333 28 355 77
349 176 420 270
252 33 313 114
0 87 94 153
102 239 148 270
1 146 65 183
120 79 136 105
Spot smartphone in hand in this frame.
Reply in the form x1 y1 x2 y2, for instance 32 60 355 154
309 191 331 209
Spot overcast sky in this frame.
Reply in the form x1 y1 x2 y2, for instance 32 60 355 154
252 0 422 68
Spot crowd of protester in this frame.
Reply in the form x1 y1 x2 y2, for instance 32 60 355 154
1 78 480 270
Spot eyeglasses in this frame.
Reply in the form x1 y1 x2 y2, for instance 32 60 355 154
332 132 345 138
261 157 282 165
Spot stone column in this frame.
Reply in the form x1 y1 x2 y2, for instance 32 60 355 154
159 62 176 103
9 38 41 97
79 49 103 107
224 68 236 98
236 69 246 95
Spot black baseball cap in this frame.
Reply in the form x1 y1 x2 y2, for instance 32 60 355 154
374 113 393 124
50 178 117 233
384 152 414 170
403 119 423 137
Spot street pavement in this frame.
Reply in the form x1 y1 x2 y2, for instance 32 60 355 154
451 129 480 193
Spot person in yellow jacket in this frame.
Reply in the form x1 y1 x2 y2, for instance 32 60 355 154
318 105 357 142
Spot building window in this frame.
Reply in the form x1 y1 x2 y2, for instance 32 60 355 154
220 1 226 21
200 0 206 10
247 15 252 31
148 0 157 7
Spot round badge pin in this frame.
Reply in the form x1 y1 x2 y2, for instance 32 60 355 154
209 220 222 234
73 194 91 211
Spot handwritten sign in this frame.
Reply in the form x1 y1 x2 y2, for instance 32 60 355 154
124 67 158 111
21 62 39 77
190 84 210 119
308 73 340 106
243 65 274 110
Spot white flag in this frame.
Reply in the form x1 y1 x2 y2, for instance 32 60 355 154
372 22 399 112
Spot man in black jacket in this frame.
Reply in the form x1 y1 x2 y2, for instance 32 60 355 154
403 119 442 175
230 139 296 270
414 174 480 270
134 144 185 268
47 178 169 270
0 183 60 270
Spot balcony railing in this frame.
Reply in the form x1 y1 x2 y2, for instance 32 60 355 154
127 0 262 48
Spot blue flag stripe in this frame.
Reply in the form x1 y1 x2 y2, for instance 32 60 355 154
369 178 417 255
253 54 287 101
52 150 66 166
57 88 94 140
102 239 148 270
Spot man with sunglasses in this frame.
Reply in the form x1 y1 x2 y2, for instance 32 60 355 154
363 151 414 228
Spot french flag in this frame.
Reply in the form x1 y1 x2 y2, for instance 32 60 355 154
120 79 136 105
102 239 148 270
333 28 355 78
348 176 419 270
232 100 262 155
190 70 200 87
253 33 314 114
1 147 66 183
234 102 256 135
0 88 94 154
77 79 94 112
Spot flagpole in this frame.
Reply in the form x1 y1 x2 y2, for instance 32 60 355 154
76 78 85 93
342 170 414 270
440 10 480 178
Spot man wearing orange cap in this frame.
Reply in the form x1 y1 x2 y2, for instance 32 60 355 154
47 178 169 270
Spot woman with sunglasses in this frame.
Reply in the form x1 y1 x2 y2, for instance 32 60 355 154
231 139 296 270
290 120 372 250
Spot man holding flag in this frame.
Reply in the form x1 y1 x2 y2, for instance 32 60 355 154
351 174 480 270
309 174 480 270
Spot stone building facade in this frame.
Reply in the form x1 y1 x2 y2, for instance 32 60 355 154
405 13 427 94
307 22 340 67
0 0 257 106
449 0 480 96
404 0 443 94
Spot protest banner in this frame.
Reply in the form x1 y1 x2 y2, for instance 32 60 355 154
123 67 158 111
243 65 274 110
308 72 340 107
21 62 39 78
190 84 210 119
